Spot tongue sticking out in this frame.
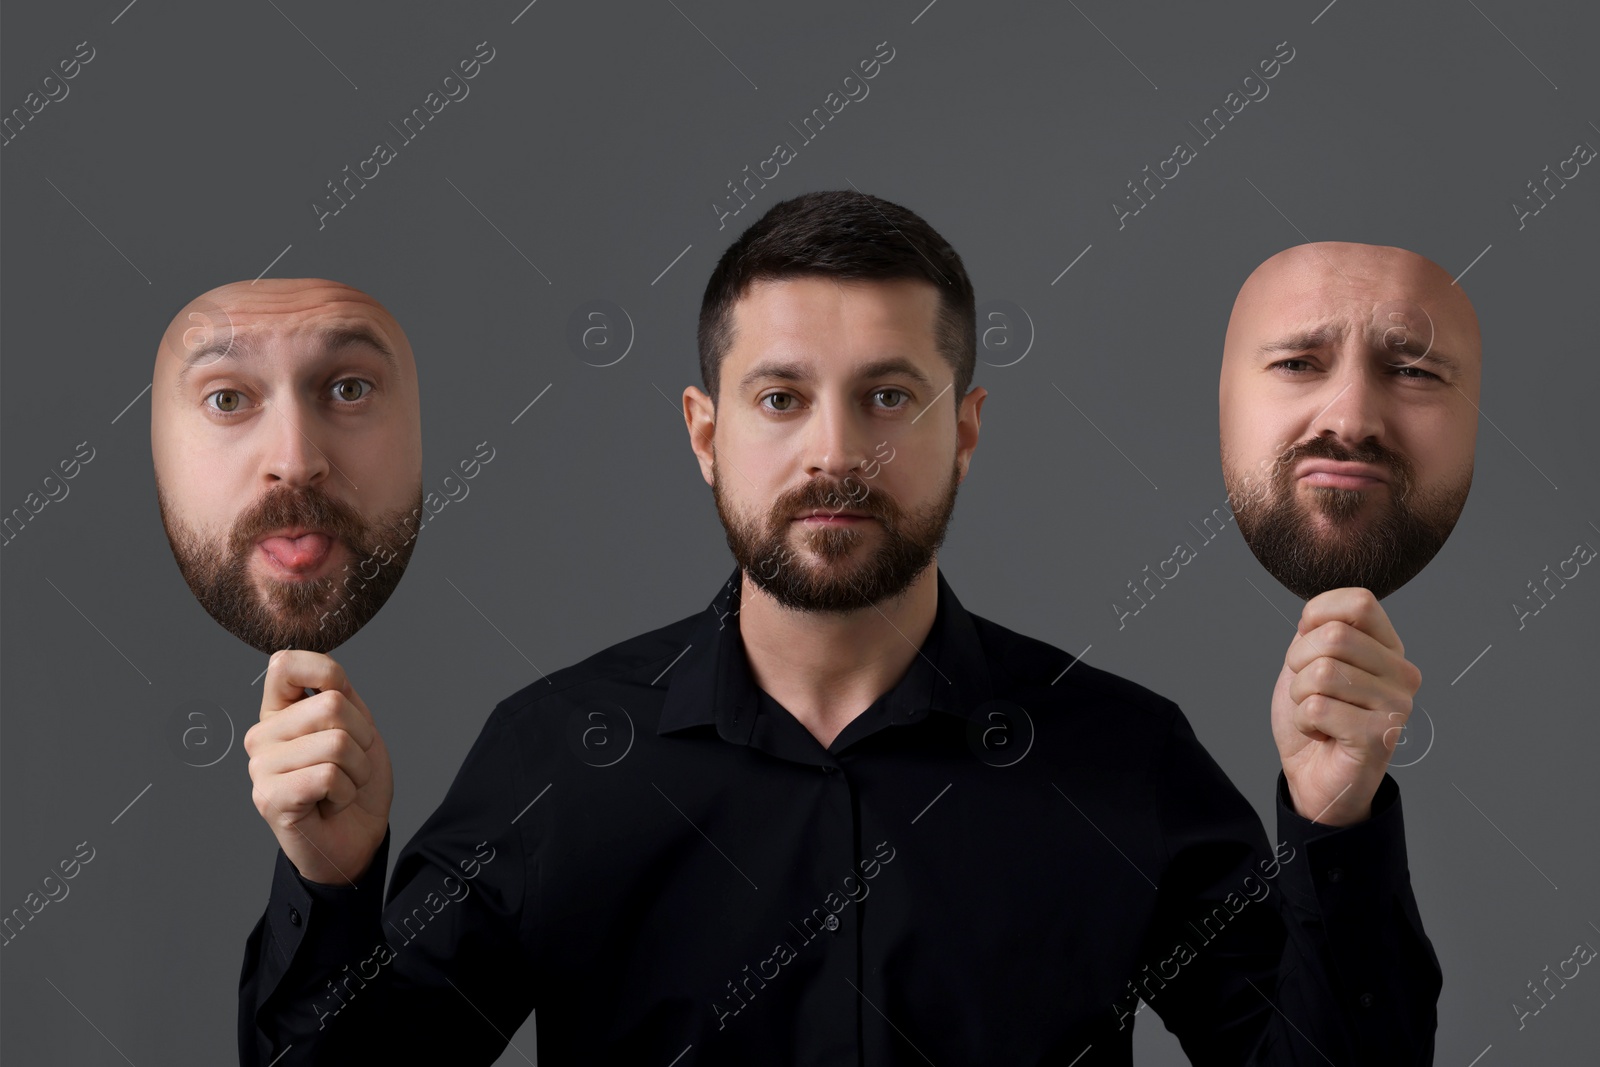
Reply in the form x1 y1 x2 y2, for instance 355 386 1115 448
259 532 332 571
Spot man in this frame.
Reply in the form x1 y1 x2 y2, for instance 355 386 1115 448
239 194 1441 1065
1220 242 1480 601
152 279 424 654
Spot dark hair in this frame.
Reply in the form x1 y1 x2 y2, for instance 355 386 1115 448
697 190 975 409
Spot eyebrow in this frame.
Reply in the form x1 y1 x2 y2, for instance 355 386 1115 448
737 356 935 393
1258 325 1462 376
175 325 399 389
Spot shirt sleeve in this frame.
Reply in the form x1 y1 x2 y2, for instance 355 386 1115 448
1137 707 1441 1066
238 702 536 1065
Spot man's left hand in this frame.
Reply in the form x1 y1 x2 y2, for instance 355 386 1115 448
1271 588 1422 826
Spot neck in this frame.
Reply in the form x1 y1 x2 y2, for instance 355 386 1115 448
736 561 940 750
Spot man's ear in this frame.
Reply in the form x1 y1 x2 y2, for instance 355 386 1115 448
956 386 986 482
683 386 717 487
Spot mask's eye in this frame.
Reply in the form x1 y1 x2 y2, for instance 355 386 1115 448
333 378 375 402
873 388 909 408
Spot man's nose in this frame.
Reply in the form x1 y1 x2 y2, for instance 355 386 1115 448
1310 360 1387 448
803 397 870 481
260 396 333 488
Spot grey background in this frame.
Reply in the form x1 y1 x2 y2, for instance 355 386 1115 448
2 0 1595 1063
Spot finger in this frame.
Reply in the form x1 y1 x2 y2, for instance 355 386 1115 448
1288 657 1389 711
1292 692 1392 749
254 761 360 825
1298 588 1403 654
251 688 376 751
1285 620 1393 678
249 728 374 790
262 650 352 717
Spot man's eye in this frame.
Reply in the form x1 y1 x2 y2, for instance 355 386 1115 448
873 389 909 408
762 393 797 412
1389 363 1440 381
206 389 247 414
1270 359 1313 373
333 378 375 402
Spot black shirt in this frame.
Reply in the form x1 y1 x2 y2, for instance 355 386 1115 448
239 566 1441 1065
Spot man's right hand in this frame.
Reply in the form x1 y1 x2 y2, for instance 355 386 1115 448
245 649 393 886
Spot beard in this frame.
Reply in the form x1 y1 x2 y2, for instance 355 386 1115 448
156 479 422 653
713 455 961 614
1223 435 1471 600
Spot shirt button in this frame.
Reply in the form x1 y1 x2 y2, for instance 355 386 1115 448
1358 992 1374 1008
288 906 302 927
1326 867 1344 883
824 914 840 931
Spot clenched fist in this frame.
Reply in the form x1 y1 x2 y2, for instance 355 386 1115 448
1272 588 1422 827
244 650 393 885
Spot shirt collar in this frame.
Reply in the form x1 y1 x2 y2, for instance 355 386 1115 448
657 566 995 742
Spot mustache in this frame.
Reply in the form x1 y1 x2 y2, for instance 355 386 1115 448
228 485 367 556
771 475 895 521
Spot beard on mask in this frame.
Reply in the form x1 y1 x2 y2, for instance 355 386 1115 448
157 479 422 653
1223 435 1470 600
713 455 961 614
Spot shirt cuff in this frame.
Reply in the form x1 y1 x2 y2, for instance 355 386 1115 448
263 825 392 986
1273 773 1407 916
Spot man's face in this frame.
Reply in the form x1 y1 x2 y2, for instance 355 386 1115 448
684 277 984 614
150 279 424 653
1219 243 1481 599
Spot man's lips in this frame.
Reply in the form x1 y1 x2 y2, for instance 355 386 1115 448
792 509 874 524
1296 460 1389 490
257 530 334 574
